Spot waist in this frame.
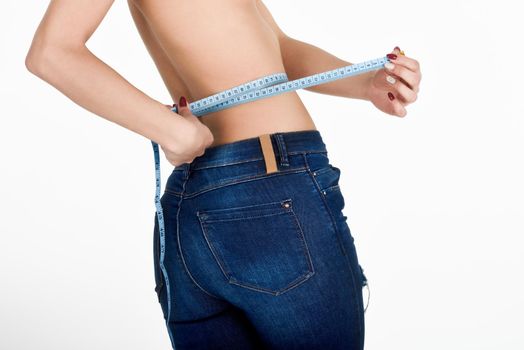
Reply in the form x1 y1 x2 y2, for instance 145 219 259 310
199 93 316 147
165 130 330 196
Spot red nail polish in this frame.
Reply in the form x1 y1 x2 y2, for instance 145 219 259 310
179 96 187 107
388 92 395 101
387 53 397 60
394 46 401 51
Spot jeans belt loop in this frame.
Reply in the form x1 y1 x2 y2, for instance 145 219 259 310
274 133 289 167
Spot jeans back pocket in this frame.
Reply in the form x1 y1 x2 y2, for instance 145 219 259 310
197 198 315 296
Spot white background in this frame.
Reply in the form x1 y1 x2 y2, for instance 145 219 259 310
1 0 523 349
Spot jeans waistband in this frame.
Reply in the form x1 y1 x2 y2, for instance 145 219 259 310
174 129 328 172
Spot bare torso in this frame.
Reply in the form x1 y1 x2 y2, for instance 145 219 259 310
128 0 316 147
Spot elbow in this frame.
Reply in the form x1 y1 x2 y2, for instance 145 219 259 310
25 50 41 75
25 39 51 77
25 39 81 78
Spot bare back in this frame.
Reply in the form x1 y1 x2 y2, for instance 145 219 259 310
127 0 316 147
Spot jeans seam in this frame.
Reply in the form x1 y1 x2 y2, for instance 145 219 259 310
166 153 328 197
176 172 225 302
198 210 289 223
289 205 315 278
192 156 265 171
181 167 309 199
197 201 316 296
302 153 364 344
153 215 164 299
198 217 233 284
198 198 291 217
228 271 315 296
323 184 341 193
311 164 333 176
188 149 326 171
303 156 347 258
274 133 289 166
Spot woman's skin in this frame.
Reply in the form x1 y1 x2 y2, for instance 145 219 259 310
25 0 421 167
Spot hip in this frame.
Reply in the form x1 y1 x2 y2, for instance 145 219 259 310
161 129 359 267
157 129 368 304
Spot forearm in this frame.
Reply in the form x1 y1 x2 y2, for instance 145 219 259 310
280 37 373 101
26 45 188 147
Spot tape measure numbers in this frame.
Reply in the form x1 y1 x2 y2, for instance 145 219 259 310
174 56 389 116
151 55 390 347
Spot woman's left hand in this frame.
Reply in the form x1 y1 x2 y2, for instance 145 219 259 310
365 46 421 117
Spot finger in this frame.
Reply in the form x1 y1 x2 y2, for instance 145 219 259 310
387 53 420 75
384 60 420 91
387 92 408 117
393 46 422 93
372 69 412 94
177 95 193 117
385 73 418 105
372 69 418 105
392 46 404 56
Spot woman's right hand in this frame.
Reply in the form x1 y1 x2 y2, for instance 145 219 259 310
161 96 214 167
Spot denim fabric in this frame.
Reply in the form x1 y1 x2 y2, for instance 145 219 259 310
153 129 368 350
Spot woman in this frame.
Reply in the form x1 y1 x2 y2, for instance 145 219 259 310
26 1 421 349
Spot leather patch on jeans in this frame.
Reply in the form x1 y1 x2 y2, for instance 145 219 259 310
258 133 278 174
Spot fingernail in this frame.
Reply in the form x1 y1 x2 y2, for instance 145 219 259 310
385 62 395 70
388 92 395 101
387 53 397 60
386 75 396 84
179 96 187 107
394 46 401 51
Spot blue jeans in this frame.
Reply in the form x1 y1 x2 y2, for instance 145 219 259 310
153 129 368 349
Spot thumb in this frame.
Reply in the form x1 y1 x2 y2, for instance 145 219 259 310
177 95 193 117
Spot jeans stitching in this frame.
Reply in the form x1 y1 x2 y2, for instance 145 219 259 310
228 271 314 296
173 167 309 199
176 171 225 302
184 149 327 172
304 159 347 258
197 217 233 283
153 215 164 299
290 207 316 276
302 153 364 345
275 134 289 166
198 210 290 223
191 157 265 171
311 164 334 177
197 202 315 295
323 184 341 193
166 152 329 197
198 198 291 216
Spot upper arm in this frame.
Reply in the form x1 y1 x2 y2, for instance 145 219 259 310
27 0 115 57
255 0 290 42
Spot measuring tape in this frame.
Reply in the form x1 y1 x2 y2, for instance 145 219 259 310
172 55 389 117
151 54 390 347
